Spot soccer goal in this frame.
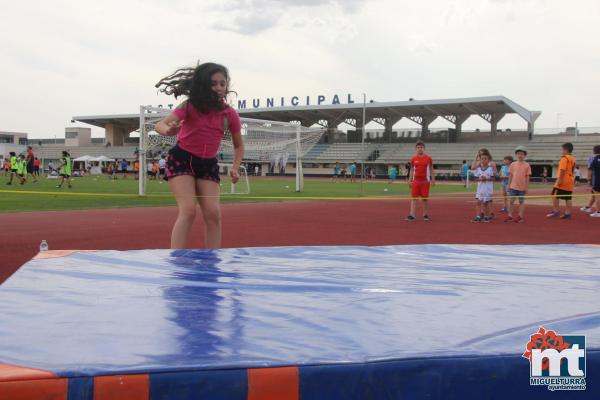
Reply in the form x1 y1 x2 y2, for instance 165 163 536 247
137 105 324 196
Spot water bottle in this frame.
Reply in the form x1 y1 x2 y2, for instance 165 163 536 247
39 240 48 252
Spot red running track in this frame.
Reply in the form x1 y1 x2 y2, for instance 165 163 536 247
1 199 598 284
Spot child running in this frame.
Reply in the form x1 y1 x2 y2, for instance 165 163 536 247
3 157 10 177
471 150 496 223
406 141 435 221
499 156 513 213
25 146 37 183
5 152 18 185
155 62 244 249
505 147 531 223
16 155 27 185
547 142 576 219
56 150 72 188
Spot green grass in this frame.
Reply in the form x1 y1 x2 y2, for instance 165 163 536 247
0 174 478 213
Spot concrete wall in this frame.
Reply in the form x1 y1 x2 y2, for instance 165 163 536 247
104 123 129 146
0 143 27 160
0 131 28 145
65 127 92 147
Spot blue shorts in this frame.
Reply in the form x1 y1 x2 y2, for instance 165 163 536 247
501 180 509 193
508 189 526 204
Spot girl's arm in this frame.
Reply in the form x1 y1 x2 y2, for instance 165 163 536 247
155 113 181 136
230 131 244 183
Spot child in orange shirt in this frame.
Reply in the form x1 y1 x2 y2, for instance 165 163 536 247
546 143 576 219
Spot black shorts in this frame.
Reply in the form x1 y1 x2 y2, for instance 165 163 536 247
26 163 34 174
60 173 71 178
552 187 572 201
166 145 220 183
159 168 165 175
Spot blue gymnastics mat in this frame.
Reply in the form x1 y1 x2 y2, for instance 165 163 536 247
0 245 598 399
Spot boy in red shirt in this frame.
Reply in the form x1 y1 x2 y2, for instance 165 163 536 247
406 141 435 221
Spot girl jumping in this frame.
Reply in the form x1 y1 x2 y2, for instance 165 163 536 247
155 62 244 249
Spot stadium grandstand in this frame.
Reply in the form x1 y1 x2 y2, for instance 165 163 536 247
2 96 599 180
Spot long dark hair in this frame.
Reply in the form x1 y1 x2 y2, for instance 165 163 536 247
155 62 233 114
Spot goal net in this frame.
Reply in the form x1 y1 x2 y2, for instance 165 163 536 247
138 106 324 196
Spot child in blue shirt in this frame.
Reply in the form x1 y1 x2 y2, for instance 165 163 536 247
499 156 513 213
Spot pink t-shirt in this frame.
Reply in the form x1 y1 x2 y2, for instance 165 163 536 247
508 161 532 191
173 101 241 158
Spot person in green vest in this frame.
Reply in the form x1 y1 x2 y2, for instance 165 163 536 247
5 152 20 185
56 150 73 189
15 154 27 185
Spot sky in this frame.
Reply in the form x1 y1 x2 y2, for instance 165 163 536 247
1 0 599 138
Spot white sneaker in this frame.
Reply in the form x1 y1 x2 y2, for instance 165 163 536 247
591 212 600 218
580 206 593 213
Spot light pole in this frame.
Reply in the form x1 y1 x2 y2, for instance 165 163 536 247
360 93 366 196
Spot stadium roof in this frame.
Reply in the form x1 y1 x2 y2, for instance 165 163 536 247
238 95 540 127
72 95 540 131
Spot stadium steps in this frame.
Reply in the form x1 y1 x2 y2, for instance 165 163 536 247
303 144 328 160
32 145 138 161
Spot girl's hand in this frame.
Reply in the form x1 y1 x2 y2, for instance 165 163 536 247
165 121 181 136
230 169 240 184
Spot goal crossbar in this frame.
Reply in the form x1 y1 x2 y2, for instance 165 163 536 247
138 105 324 195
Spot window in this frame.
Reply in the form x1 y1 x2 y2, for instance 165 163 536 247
0 135 13 143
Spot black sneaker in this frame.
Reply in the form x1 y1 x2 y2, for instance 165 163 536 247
471 216 482 223
405 215 416 221
423 215 430 221
483 216 491 223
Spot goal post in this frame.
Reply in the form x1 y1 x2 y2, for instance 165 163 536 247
138 105 324 196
